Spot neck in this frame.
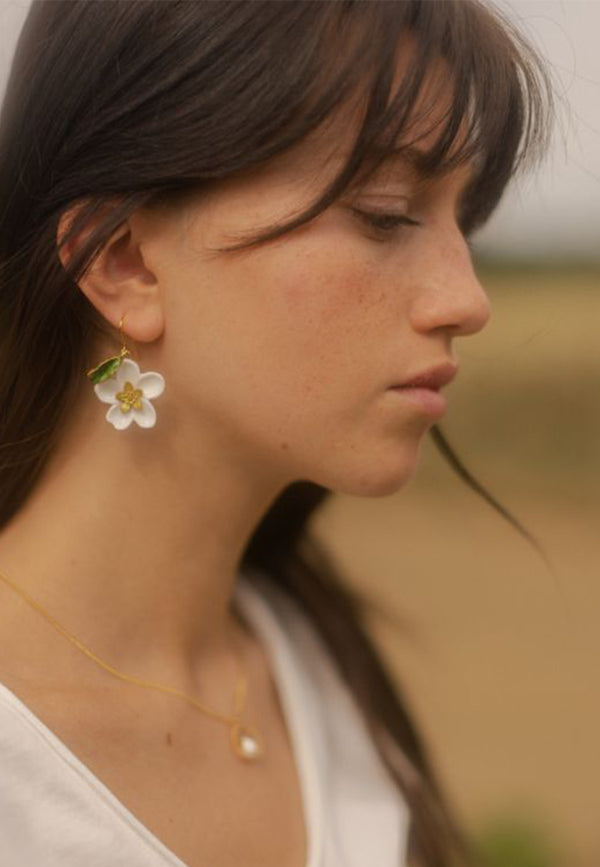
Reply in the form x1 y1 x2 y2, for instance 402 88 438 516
0 384 287 694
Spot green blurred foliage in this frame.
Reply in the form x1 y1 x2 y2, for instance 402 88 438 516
473 813 564 867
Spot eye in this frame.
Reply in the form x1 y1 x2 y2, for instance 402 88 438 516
351 208 422 235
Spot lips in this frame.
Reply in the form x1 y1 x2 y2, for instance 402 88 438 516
394 361 458 390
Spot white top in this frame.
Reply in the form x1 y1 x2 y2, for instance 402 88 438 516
0 569 411 866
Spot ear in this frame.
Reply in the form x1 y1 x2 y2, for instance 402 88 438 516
56 199 165 343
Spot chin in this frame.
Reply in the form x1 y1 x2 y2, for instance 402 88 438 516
318 441 423 498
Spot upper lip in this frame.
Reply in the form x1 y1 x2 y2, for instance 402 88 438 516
393 361 458 390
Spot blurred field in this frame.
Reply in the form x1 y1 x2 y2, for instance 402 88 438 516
311 262 600 867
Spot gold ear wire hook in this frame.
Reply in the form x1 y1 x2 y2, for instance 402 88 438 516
118 313 138 361
118 314 129 358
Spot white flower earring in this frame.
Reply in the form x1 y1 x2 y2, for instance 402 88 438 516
86 314 165 430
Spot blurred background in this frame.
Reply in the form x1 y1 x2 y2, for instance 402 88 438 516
0 1 598 866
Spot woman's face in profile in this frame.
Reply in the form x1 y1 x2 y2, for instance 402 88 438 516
133 52 491 498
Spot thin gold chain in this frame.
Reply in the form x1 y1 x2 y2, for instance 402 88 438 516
0 566 247 726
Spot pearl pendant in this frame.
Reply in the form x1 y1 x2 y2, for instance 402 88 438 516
230 721 264 761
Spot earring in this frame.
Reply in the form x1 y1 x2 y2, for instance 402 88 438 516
85 314 165 430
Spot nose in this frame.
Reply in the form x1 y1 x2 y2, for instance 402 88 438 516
409 230 491 337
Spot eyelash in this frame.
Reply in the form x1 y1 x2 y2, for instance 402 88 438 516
350 207 480 262
351 208 422 235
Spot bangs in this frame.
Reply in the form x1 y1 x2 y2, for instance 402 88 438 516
217 0 553 253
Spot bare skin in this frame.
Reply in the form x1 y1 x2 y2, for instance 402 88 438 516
0 46 490 867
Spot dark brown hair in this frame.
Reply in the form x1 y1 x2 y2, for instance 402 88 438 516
0 2 553 865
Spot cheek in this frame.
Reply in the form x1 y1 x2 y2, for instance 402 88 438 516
247 246 389 410
167 236 397 456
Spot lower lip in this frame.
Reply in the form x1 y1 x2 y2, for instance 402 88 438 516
389 386 447 418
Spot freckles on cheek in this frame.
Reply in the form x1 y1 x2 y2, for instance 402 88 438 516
262 246 387 403
276 258 376 350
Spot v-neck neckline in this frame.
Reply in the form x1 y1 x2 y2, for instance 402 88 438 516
0 571 324 867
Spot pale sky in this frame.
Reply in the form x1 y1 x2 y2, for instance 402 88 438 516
0 0 597 261
476 0 600 260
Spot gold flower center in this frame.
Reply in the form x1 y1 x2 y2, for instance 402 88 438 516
116 381 143 413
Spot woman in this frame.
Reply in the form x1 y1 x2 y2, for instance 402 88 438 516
0 1 553 866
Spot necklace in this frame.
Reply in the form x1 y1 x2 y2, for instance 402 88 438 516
0 566 265 762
